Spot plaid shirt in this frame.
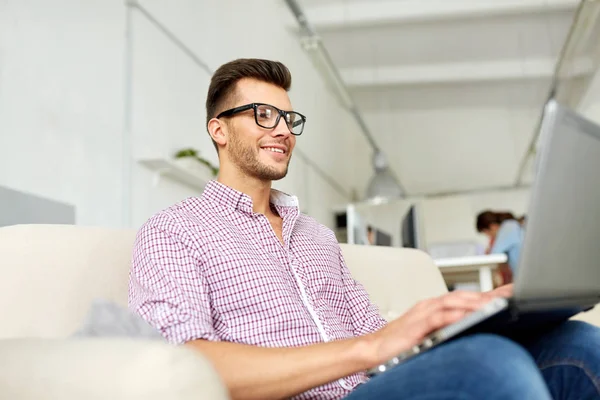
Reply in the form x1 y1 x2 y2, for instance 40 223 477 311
129 180 387 399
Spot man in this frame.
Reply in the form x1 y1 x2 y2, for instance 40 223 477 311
129 58 600 400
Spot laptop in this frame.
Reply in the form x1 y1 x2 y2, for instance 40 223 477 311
368 99 600 377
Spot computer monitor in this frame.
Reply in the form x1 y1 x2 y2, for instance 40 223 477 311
374 229 392 246
0 186 75 226
401 205 419 248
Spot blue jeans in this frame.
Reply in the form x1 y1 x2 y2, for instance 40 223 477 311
346 321 600 400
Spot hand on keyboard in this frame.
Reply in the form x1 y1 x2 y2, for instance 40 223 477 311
366 290 493 367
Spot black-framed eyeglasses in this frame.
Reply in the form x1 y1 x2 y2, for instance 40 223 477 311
216 103 306 136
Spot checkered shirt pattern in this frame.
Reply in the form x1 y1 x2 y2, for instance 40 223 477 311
128 180 387 399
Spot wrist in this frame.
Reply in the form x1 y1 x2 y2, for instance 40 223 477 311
351 332 382 370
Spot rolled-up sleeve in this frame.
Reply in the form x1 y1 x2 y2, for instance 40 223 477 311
128 220 219 344
338 247 387 336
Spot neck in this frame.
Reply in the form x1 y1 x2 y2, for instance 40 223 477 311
217 163 273 215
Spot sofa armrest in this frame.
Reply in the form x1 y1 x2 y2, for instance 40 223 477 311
0 338 229 400
572 306 600 327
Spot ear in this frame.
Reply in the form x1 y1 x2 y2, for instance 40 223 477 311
207 118 228 148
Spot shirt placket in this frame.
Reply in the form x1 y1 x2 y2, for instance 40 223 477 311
252 212 330 340
243 203 355 393
280 209 355 392
280 208 334 343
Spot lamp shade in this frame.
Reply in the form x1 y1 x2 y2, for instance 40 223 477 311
365 168 404 201
364 151 404 201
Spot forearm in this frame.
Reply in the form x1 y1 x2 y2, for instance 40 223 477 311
186 336 374 400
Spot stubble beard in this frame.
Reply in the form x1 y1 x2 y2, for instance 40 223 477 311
228 128 291 182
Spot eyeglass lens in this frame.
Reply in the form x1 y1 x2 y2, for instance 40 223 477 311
255 104 304 135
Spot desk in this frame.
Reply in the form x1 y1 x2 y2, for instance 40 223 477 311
434 254 508 292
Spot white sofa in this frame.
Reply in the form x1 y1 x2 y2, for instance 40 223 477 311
0 224 598 399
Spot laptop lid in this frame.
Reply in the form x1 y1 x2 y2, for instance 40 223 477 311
515 100 600 302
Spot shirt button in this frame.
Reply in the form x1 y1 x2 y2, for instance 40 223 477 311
338 378 353 390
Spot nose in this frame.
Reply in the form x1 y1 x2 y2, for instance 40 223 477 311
272 114 292 137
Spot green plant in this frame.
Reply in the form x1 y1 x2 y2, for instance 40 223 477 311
174 148 219 177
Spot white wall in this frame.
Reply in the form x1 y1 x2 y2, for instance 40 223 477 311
0 0 126 227
420 187 530 248
580 68 600 125
0 0 372 229
362 101 541 195
356 80 546 195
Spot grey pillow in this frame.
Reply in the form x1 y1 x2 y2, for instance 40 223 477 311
73 299 165 340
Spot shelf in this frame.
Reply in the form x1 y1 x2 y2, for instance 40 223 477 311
434 253 508 269
138 158 215 191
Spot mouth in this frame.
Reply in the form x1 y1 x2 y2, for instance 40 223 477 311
260 145 288 156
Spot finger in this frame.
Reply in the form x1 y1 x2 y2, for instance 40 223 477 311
413 291 484 312
494 285 514 297
387 310 465 343
444 290 489 301
419 309 469 335
428 291 489 313
403 295 486 329
484 285 513 300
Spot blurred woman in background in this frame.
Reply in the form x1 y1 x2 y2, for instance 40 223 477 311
476 210 525 283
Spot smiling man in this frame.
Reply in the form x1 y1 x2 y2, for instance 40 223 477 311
129 58 600 400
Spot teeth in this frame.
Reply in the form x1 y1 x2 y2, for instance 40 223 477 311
264 147 284 154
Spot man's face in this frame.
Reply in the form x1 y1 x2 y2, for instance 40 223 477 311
222 78 296 181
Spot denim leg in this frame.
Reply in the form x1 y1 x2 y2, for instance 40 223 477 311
345 333 552 400
520 320 600 400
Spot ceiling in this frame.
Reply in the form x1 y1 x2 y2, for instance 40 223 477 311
295 0 587 197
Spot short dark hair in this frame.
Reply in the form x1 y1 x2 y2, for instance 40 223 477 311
205 58 292 151
476 210 516 232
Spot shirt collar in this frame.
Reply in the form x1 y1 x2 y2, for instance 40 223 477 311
202 180 300 215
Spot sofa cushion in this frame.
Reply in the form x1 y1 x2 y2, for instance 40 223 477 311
340 244 448 321
0 338 229 400
0 224 137 339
